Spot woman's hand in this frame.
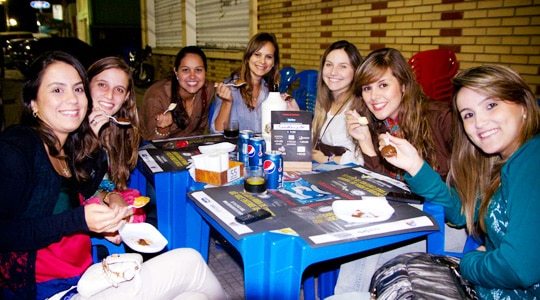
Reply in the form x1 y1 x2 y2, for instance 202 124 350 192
381 133 424 177
214 82 233 103
84 203 132 233
88 109 109 136
345 110 377 156
154 110 173 129
282 93 300 110
312 149 328 163
106 192 134 223
346 110 371 142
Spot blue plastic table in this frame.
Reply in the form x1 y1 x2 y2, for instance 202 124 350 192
185 196 445 299
129 162 207 251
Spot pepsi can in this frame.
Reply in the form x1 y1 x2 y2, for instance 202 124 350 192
237 130 254 166
248 136 266 168
263 150 283 190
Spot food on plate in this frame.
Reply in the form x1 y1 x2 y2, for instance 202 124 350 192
351 210 365 218
381 144 397 158
137 238 150 246
351 209 376 218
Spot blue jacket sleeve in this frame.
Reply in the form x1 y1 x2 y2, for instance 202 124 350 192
404 162 466 226
460 140 540 290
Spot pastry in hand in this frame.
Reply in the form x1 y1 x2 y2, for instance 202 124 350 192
381 144 397 158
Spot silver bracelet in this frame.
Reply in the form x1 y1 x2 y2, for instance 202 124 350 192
154 127 170 137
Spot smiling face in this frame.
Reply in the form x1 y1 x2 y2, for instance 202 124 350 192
174 53 206 95
361 68 404 120
248 41 275 80
322 49 355 99
457 87 526 158
31 61 88 143
89 67 129 116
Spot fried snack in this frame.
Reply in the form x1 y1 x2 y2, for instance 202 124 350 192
351 210 365 218
133 196 150 208
381 144 397 158
137 238 150 246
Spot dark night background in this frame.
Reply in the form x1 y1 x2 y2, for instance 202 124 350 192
0 0 74 32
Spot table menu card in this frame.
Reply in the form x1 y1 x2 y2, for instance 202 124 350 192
271 110 312 171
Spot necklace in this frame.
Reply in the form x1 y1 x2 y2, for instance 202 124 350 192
56 157 71 177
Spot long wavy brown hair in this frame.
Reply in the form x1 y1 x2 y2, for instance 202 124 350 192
87 57 140 191
449 65 540 235
312 40 363 141
352 48 439 174
20 51 98 182
235 32 280 110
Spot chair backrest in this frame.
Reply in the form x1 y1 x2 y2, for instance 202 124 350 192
279 66 296 93
290 69 318 113
408 49 458 103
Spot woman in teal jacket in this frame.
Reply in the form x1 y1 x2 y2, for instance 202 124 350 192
383 65 540 299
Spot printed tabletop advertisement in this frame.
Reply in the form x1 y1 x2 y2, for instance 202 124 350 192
138 134 234 173
188 167 439 247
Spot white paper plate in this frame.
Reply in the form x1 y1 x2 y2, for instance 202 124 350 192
119 223 168 253
332 198 395 224
198 142 236 154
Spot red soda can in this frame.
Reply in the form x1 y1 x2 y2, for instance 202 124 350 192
263 150 283 190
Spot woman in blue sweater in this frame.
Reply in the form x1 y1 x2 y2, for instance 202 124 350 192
383 65 540 299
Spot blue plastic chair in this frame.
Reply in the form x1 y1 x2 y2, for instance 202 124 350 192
91 237 126 262
279 66 296 93
290 70 318 113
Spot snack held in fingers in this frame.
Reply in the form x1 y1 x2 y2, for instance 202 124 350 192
357 116 369 125
381 144 397 158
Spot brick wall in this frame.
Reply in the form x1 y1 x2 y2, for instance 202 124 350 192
152 0 540 96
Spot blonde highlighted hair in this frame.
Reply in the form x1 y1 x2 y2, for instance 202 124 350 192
449 65 540 235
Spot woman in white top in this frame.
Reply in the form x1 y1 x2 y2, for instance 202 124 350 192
311 40 364 165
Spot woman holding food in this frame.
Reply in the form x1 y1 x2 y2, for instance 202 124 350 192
0 51 225 300
346 47 453 180
333 48 461 295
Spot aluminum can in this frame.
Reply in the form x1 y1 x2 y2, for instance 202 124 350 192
237 130 254 166
263 150 283 190
248 136 266 168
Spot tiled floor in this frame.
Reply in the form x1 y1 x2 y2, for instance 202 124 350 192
208 232 245 300
207 230 311 300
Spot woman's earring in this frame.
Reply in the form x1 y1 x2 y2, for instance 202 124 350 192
523 114 527 120
32 111 38 118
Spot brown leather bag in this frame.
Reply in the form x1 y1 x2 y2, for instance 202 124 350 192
314 139 347 156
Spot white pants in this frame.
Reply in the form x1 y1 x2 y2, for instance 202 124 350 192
334 224 467 294
71 248 226 300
